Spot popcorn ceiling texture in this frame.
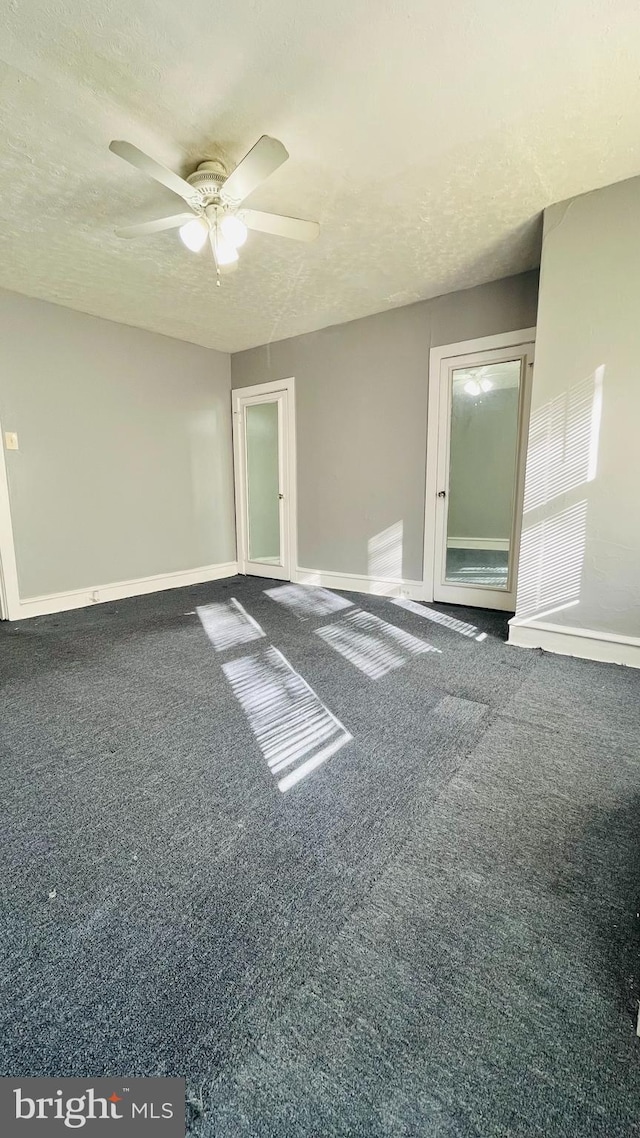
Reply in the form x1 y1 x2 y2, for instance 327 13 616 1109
1 0 640 352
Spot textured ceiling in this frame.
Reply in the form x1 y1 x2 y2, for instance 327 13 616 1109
1 1 640 353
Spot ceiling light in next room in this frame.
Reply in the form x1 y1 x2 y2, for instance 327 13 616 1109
463 378 493 396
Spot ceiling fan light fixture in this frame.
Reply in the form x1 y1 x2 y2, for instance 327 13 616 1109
220 212 248 248
464 380 481 396
179 217 208 252
480 378 493 393
110 135 319 280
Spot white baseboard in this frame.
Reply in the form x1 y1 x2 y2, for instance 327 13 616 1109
447 537 510 551
8 561 239 621
294 566 423 601
508 618 640 669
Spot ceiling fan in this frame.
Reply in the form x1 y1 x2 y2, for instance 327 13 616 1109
109 135 319 279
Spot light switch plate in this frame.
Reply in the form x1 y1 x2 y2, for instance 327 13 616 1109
4 431 19 451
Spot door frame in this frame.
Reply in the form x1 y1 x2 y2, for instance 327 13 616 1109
422 328 536 606
232 377 298 580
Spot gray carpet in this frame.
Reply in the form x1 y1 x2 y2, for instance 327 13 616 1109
1 576 640 1136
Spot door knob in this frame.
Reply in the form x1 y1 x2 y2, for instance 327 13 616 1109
437 490 446 498
278 493 284 500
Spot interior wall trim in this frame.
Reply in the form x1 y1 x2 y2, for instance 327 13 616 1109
294 565 423 601
446 537 510 551
6 561 239 622
508 618 640 670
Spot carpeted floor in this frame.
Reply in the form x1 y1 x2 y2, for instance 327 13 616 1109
1 575 640 1136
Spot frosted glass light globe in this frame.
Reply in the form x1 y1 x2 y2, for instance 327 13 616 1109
179 217 208 252
220 213 248 248
213 233 239 266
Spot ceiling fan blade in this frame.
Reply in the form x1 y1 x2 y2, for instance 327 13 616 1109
242 208 319 242
109 140 199 206
115 212 196 238
220 136 289 205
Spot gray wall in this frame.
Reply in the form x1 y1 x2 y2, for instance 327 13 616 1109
0 289 235 598
448 387 519 541
514 176 640 637
232 271 538 580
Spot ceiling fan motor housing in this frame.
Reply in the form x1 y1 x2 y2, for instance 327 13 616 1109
186 160 228 204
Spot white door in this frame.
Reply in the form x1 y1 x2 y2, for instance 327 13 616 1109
232 381 296 581
431 341 534 611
